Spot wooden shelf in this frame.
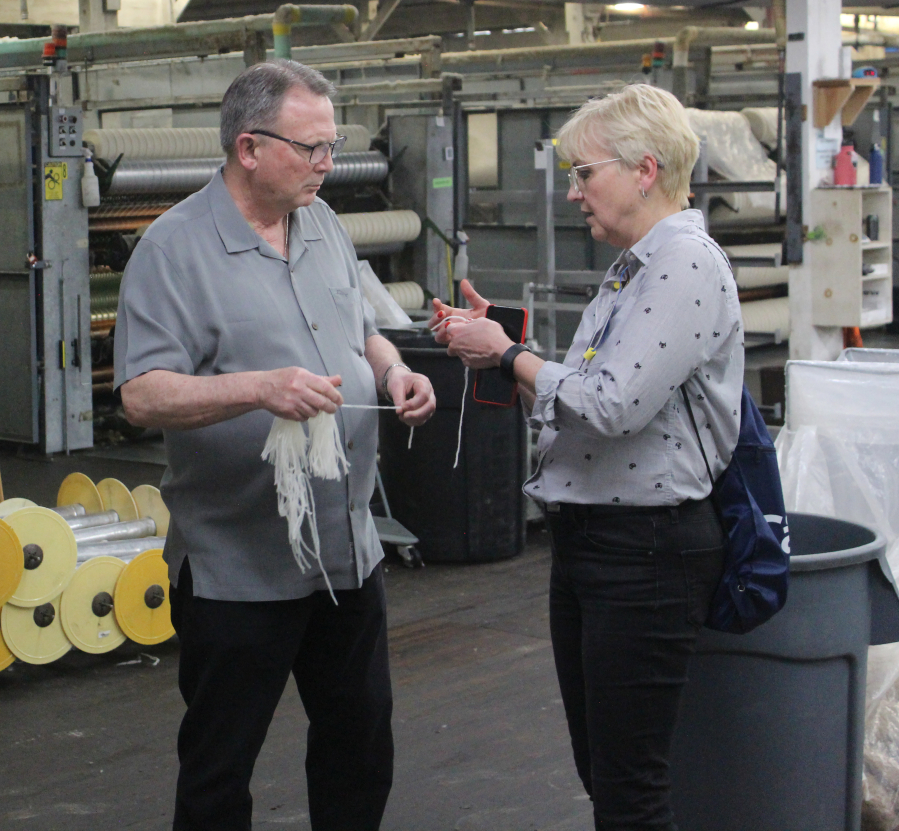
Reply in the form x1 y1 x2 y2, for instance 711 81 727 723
813 77 880 128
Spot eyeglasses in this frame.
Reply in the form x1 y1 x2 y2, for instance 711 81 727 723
567 157 665 194
567 158 621 194
249 129 347 164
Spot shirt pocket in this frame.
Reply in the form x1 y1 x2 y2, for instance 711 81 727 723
329 286 365 354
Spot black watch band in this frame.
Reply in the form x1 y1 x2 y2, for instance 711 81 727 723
500 343 531 382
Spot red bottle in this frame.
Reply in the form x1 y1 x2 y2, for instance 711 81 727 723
833 144 857 186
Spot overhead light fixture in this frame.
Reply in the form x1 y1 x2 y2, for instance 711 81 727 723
745 21 760 30
612 3 645 12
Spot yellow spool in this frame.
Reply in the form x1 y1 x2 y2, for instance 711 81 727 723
60 556 127 654
1 593 71 664
97 477 139 522
131 484 170 537
114 549 174 645
0 498 37 518
0 519 24 608
5 507 78 608
57 472 104 515
0 627 15 672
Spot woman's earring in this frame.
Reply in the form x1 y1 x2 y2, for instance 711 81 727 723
641 186 648 199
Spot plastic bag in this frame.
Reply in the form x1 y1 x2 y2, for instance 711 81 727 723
777 358 899 830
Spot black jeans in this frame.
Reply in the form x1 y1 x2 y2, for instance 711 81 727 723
547 499 725 831
169 559 394 831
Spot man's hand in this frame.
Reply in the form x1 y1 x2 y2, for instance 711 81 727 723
256 367 344 421
385 368 436 427
428 279 491 344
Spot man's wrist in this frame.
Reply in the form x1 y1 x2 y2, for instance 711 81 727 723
499 343 531 382
381 362 412 398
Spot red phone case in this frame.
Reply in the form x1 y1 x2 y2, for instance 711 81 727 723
472 305 528 407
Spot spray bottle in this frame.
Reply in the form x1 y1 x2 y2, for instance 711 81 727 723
454 230 469 285
81 148 100 208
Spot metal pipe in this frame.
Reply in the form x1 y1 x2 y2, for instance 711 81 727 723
76 536 167 564
442 28 777 68
0 7 358 69
52 504 86 519
67 509 119 531
73 517 156 545
274 4 358 59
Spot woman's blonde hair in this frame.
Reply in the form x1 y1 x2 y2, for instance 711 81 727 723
556 84 699 208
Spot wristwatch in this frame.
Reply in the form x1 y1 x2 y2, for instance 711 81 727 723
499 343 531 382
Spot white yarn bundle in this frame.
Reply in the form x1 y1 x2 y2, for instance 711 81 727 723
262 413 350 602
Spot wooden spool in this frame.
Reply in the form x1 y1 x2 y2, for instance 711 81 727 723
114 549 174 645
60 556 127 654
1 594 71 664
4 507 78 608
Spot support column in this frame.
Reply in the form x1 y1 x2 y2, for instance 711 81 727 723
786 0 844 360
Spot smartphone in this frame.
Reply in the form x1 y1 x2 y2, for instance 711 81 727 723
473 305 528 407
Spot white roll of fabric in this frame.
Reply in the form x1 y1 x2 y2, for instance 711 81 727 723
85 124 370 161
339 124 372 153
740 296 790 335
84 128 223 160
337 210 421 247
384 281 425 311
741 107 782 149
723 243 783 266
733 266 789 290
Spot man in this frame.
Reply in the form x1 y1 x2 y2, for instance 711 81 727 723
114 59 435 831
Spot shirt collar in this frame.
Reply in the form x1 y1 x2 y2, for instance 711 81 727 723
208 168 324 257
628 209 705 271
603 209 706 288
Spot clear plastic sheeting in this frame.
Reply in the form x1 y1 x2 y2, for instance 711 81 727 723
776 356 899 831
686 108 784 222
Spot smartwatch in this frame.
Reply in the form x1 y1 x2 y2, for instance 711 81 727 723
499 343 531 382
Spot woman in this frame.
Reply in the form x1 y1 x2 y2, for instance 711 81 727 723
430 84 744 830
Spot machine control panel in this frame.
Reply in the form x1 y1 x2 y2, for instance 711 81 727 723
49 106 83 157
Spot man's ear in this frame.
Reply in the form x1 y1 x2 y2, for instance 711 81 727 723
233 133 259 170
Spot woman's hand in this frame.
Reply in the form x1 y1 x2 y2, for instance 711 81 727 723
444 317 514 369
428 279 491 344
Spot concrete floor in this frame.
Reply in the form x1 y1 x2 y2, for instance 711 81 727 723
0 447 591 831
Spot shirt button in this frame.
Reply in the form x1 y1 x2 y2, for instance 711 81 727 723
347 440 354 450
350 501 356 511
311 322 319 330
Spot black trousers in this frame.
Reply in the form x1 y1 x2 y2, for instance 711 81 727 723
169 559 394 831
547 499 725 831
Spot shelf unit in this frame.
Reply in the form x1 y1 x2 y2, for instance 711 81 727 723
808 186 893 328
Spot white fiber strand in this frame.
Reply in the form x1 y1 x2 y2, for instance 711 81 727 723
306 411 350 480
454 366 469 469
262 414 347 603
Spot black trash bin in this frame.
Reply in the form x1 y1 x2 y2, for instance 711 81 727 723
379 334 527 563
670 513 899 831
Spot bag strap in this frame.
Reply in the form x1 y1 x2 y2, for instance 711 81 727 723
680 384 725 526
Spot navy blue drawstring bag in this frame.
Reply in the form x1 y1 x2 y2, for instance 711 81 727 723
682 384 790 634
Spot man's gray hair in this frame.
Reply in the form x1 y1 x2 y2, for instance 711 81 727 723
220 59 336 155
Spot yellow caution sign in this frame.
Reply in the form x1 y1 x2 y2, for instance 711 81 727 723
44 161 68 201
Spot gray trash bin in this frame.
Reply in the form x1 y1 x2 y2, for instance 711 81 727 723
669 513 899 831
